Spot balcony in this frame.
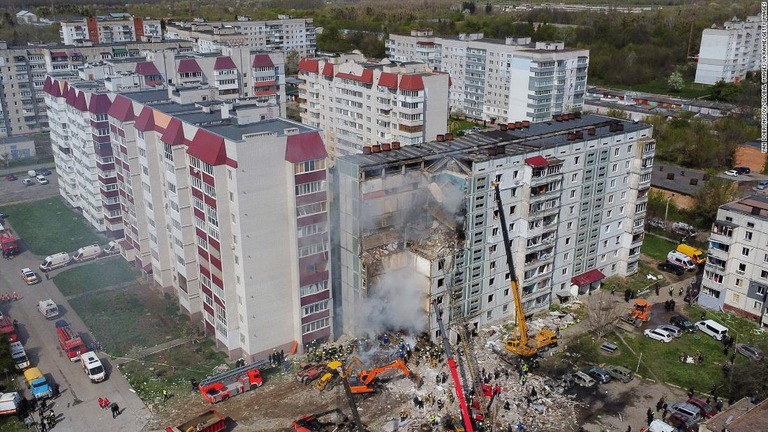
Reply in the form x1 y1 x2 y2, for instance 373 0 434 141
529 183 561 202
711 221 735 240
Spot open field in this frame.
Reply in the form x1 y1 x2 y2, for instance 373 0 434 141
3 197 102 255
54 257 140 297
641 234 677 262
598 79 712 99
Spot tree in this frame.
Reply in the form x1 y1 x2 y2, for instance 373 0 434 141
285 50 300 76
583 294 623 340
667 71 684 92
604 107 630 120
0 152 10 167
693 176 740 226
485 3 492 14
709 80 743 103
462 2 476 14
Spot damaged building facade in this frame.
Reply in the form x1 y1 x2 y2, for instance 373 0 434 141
333 114 655 340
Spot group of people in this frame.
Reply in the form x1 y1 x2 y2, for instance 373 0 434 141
97 397 121 418
268 349 286 367
663 299 677 312
0 291 17 302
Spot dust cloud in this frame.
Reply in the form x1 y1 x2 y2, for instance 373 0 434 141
360 268 429 337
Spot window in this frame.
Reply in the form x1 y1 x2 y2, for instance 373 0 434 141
761 270 768 279
204 183 216 197
302 300 329 316
302 317 330 334
745 231 753 241
296 181 326 196
565 237 571 245
206 206 218 227
742 247 750 257
300 281 329 297
738 263 747 274
295 159 326 174
297 202 327 216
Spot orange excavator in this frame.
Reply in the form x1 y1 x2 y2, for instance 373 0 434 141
346 358 423 394
621 299 651 327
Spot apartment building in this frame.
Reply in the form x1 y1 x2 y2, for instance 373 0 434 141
59 14 162 45
695 16 762 85
386 30 589 124
297 54 449 160
0 40 193 138
165 15 316 56
45 77 331 360
333 114 654 339
703 196 768 326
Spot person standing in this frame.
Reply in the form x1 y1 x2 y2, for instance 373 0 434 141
162 389 169 402
646 407 654 425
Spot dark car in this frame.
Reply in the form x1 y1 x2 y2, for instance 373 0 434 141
666 412 698 432
734 166 751 175
734 343 764 361
582 366 611 384
39 168 52 176
5 174 17 181
687 397 718 418
670 315 696 333
658 261 685 276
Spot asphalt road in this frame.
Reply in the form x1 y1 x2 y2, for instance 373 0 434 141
0 213 152 430
0 169 61 205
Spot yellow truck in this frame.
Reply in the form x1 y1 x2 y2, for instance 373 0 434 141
676 244 705 265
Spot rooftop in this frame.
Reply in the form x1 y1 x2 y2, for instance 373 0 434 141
651 164 709 196
700 397 764 432
722 195 768 221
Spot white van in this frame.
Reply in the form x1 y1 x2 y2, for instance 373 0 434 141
103 241 119 255
667 251 696 271
38 299 60 319
72 244 102 262
80 351 106 382
40 252 71 272
647 419 677 432
695 319 729 341
10 342 30 370
27 170 36 178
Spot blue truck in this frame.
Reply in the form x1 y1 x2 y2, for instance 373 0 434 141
23 367 52 400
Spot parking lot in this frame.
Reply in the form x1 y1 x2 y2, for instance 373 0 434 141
1 168 61 205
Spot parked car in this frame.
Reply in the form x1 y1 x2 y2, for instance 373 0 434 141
36 175 48 185
644 328 673 343
734 343 764 361
671 222 696 236
666 412 698 432
582 366 611 384
670 315 696 333
734 167 751 175
724 169 739 177
657 261 685 276
570 371 596 387
21 268 39 285
22 178 34 186
655 324 682 338
604 365 633 383
39 168 52 176
757 180 768 190
687 397 718 418
647 218 666 229
5 174 17 181
670 402 702 424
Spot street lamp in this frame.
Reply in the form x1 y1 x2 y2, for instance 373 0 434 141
664 195 674 226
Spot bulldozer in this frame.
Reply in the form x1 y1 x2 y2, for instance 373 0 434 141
314 360 343 391
620 299 651 327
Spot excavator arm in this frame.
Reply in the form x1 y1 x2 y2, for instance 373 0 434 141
359 359 413 386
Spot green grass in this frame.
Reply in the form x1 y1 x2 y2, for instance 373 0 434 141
54 257 140 297
450 118 479 134
641 234 677 262
70 287 191 357
3 197 102 256
600 79 712 99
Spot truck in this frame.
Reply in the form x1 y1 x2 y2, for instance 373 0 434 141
10 341 30 370
72 244 102 262
165 409 227 432
23 367 52 400
0 314 18 342
0 230 19 257
0 392 22 416
38 299 60 319
296 363 324 385
198 360 267 404
40 252 71 272
676 243 705 265
55 319 86 361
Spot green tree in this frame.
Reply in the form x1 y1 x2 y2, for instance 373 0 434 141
485 3 493 14
709 80 743 102
285 50 300 76
693 176 740 226
667 71 684 92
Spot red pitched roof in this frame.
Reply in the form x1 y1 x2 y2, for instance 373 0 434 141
88 93 112 114
377 72 398 89
65 87 77 106
49 80 61 97
107 95 135 122
73 90 88 111
297 58 319 73
43 76 52 93
571 269 606 286
134 107 155 132
285 131 327 163
321 63 334 77
213 56 236 70
525 156 549 168
178 59 202 74
252 54 274 69
398 74 424 91
161 118 186 146
335 68 373 84
188 129 228 166
135 61 160 76
50 51 67 58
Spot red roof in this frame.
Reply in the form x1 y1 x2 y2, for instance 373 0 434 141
525 156 549 168
297 58 319 73
335 68 373 84
377 72 398 89
285 131 327 163
88 93 112 114
213 56 236 70
49 80 61 97
398 74 424 91
253 80 276 88
61 81 69 95
134 107 155 132
178 59 202 74
252 90 277 97
43 76 52 93
50 51 67 58
135 61 160 76
416 41 435 46
107 95 135 122
321 63 334 77
571 269 606 286
65 87 77 106
161 118 185 146
188 129 228 166
73 90 88 111
252 54 274 69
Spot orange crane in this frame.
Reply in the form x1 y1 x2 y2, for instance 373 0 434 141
433 299 475 432
493 182 558 357
346 358 422 394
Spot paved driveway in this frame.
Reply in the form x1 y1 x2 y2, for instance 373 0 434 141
0 170 61 206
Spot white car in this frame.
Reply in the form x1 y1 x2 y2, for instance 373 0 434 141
644 328 673 343
36 175 49 185
724 169 739 177
21 268 39 284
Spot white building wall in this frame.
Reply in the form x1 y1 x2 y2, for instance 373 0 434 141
695 16 761 85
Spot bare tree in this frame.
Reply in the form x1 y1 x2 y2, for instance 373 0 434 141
0 152 10 167
583 295 623 339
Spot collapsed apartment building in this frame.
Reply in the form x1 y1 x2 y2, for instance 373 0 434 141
332 114 656 340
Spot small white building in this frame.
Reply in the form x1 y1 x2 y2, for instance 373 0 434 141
15 10 38 24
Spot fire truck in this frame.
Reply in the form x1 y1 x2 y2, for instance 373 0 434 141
55 320 86 361
0 230 19 256
0 314 18 343
198 360 267 404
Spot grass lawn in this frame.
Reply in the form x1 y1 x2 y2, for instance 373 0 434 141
54 257 141 297
3 197 102 256
70 285 191 357
641 233 677 262
450 118 479 134
600 79 712 99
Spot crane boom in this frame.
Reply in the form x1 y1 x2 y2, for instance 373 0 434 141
336 366 366 431
433 299 475 432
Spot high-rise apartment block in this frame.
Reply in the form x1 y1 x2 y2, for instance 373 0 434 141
297 54 449 159
386 30 589 124
694 16 762 85
703 196 768 325
59 14 162 45
44 77 331 360
165 16 316 55
333 114 654 339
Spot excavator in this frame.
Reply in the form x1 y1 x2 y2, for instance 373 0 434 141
346 358 423 394
493 182 558 358
294 364 370 432
620 299 651 327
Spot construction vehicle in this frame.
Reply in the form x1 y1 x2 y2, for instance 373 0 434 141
165 409 226 432
198 360 266 403
620 299 651 327
493 183 558 357
296 362 325 385
292 408 356 432
0 230 19 257
314 360 343 391
433 299 475 432
346 358 422 394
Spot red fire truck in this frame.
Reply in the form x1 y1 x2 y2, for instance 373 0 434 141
198 360 267 404
55 320 86 361
0 231 19 257
0 314 18 343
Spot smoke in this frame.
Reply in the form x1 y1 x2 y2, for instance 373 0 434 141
359 267 428 337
